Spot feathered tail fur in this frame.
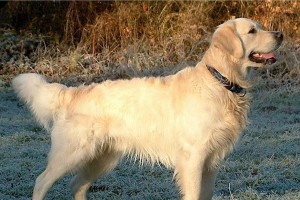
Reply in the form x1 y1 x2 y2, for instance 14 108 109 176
12 73 66 130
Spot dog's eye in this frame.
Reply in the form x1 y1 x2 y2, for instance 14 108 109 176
248 28 256 34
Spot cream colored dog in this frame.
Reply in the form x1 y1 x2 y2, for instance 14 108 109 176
13 18 283 200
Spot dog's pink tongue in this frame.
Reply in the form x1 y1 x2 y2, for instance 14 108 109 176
262 52 276 59
253 52 275 59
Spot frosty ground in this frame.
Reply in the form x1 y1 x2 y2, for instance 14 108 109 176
0 75 299 200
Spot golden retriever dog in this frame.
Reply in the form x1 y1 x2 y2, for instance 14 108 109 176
13 18 283 200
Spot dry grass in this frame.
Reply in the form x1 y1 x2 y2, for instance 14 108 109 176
0 1 299 85
0 1 300 81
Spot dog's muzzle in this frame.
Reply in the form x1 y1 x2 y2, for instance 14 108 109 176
249 31 283 65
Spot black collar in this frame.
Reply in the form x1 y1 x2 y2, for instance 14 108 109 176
206 65 246 97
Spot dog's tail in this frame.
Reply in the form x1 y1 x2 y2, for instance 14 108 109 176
12 73 67 130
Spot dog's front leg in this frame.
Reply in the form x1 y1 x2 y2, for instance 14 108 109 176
175 148 208 200
199 167 217 200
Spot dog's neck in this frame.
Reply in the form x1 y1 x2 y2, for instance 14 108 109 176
205 65 247 96
201 47 251 89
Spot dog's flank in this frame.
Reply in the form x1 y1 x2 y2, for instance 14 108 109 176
13 18 283 200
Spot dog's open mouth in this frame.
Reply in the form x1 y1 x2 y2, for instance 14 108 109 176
249 51 277 65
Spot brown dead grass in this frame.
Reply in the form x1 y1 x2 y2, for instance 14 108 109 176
0 1 299 85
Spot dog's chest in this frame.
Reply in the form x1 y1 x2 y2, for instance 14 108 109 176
205 95 249 166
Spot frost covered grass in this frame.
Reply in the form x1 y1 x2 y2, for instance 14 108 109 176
0 78 299 199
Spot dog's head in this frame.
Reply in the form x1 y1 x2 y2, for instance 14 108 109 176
211 18 283 68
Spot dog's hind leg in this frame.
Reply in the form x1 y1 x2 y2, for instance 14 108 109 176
33 118 99 200
71 148 121 200
32 146 92 200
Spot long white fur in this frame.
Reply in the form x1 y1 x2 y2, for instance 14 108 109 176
12 74 65 130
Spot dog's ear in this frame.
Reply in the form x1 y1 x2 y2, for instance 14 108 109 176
211 24 244 58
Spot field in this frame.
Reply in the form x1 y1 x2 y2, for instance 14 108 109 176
0 76 299 200
0 1 299 200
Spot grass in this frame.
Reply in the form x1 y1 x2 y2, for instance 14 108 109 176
1 1 299 83
0 1 299 199
0 82 299 199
